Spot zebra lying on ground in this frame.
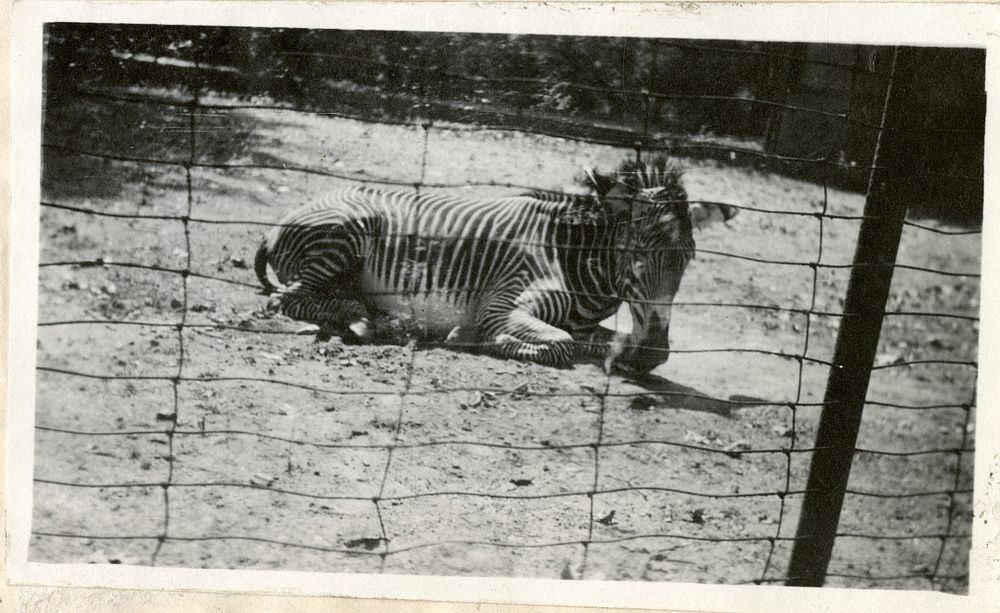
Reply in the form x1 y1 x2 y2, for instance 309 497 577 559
254 156 732 374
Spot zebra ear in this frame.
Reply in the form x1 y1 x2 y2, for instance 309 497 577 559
578 166 635 217
580 167 617 199
604 181 634 217
580 168 632 216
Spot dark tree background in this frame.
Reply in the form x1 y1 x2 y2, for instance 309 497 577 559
43 24 985 225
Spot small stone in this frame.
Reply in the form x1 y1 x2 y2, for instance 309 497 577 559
683 430 712 446
772 424 793 437
723 440 751 458
251 473 276 486
629 395 657 411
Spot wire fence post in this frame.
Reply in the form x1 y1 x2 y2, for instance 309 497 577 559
786 46 918 587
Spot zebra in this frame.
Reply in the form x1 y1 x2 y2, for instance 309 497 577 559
255 156 714 374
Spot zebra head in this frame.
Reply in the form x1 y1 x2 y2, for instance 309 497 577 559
598 155 696 374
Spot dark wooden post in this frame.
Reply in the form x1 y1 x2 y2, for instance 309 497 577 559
786 46 919 587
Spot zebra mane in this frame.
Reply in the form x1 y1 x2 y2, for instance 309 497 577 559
522 187 591 203
521 186 607 226
613 155 687 201
520 155 688 224
567 155 687 201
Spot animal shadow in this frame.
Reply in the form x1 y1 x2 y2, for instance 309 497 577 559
572 325 770 416
611 371 771 417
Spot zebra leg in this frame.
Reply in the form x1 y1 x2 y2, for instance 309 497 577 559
277 285 372 342
570 325 616 363
486 308 575 367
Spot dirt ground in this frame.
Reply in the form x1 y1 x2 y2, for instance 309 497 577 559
30 88 978 591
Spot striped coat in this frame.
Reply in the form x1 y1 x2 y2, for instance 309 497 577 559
256 157 698 373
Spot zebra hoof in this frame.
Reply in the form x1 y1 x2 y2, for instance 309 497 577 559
446 325 477 346
348 319 371 340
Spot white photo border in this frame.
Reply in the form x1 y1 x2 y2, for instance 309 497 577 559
6 3 1000 612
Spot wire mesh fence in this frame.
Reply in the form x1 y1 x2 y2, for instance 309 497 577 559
31 26 980 590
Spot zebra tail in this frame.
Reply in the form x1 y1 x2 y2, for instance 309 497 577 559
255 238 279 296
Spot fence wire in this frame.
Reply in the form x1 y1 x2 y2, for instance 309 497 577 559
32 35 979 589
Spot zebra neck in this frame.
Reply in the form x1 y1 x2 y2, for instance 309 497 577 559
550 207 626 310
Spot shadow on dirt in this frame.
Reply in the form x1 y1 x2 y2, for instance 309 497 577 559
571 325 771 417
612 371 771 418
288 316 769 418
41 94 317 206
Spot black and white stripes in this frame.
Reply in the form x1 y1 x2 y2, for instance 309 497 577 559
255 156 700 373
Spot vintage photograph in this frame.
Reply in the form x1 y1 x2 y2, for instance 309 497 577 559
28 23 982 592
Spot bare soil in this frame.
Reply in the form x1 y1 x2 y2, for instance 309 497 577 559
30 88 978 591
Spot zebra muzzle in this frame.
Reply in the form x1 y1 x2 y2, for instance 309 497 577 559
618 344 670 375
607 323 671 375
